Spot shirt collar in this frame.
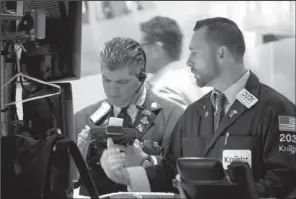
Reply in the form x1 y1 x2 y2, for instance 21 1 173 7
113 84 147 116
211 70 250 107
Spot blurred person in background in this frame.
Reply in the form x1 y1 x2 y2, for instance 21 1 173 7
140 16 207 109
75 37 184 195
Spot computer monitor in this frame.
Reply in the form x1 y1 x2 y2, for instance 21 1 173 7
19 1 82 82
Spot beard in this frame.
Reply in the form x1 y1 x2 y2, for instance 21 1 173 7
193 61 220 88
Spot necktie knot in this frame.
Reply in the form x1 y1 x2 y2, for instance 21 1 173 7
215 92 226 107
117 107 132 128
118 107 128 114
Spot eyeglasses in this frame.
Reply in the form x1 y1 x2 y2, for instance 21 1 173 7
140 41 163 48
140 41 154 47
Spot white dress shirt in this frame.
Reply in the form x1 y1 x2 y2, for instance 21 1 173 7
210 70 250 114
113 84 147 124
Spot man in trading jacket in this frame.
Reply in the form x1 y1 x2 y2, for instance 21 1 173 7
74 37 184 195
100 17 296 199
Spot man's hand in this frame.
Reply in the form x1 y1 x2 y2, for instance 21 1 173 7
77 125 91 159
116 139 148 167
100 138 131 186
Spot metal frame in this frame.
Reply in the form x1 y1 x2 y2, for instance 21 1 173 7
0 14 23 20
0 1 24 136
1 0 5 136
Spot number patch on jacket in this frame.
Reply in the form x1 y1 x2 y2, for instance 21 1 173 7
278 132 296 155
236 88 258 108
279 133 296 143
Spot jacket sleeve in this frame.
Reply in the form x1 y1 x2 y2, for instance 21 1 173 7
155 86 190 109
126 111 186 192
74 109 88 139
257 100 296 199
145 112 185 192
161 103 185 156
74 102 100 138
149 101 185 165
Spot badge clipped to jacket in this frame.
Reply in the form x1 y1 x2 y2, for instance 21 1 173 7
90 101 112 124
236 88 258 108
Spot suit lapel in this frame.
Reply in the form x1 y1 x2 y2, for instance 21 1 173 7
205 100 247 155
204 71 261 155
133 90 162 136
199 94 215 140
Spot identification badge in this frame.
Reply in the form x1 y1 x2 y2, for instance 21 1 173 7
90 101 111 123
222 150 252 170
236 88 258 108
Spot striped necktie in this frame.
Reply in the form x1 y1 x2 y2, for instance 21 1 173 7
213 92 226 130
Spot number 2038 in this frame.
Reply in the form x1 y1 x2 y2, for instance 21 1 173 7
280 133 296 143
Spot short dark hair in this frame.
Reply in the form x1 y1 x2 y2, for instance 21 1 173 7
100 37 146 75
140 16 183 61
194 17 246 61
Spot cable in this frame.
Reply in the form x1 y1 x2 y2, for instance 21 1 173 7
87 140 107 169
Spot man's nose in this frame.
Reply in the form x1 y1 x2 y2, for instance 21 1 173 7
186 60 193 68
108 83 119 95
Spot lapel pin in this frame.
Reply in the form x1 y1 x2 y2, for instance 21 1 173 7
153 141 159 148
229 110 238 118
141 116 149 125
142 110 151 116
151 102 157 108
136 124 144 132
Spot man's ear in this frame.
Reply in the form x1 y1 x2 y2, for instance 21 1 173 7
151 42 164 59
216 46 230 64
133 67 142 77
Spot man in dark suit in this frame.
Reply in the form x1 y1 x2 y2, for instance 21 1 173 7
75 37 184 195
100 18 296 199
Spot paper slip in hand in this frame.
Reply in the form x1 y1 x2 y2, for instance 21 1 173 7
108 117 124 127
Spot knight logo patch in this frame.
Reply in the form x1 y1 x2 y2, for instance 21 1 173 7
222 150 252 170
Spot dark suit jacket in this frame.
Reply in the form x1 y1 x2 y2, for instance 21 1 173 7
75 88 184 152
74 88 184 195
144 71 296 199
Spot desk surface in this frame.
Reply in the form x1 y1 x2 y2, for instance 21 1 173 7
73 188 276 199
73 188 179 198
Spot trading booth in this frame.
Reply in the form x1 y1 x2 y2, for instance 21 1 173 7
1 1 294 199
